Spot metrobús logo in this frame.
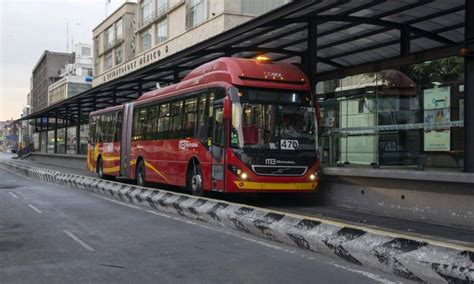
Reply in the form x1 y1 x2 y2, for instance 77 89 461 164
179 140 199 150
265 159 296 165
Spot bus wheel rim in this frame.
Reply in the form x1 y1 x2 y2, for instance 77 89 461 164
192 174 202 193
138 168 144 185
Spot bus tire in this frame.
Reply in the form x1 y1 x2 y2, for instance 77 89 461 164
136 159 146 186
97 157 105 179
97 157 114 180
187 162 205 196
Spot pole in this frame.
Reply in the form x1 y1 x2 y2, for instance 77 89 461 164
76 105 81 154
54 114 58 153
64 109 68 154
464 0 474 172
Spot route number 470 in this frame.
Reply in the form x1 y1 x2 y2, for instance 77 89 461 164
280 139 299 150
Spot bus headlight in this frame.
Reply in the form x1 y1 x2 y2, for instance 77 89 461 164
228 165 248 180
309 173 317 180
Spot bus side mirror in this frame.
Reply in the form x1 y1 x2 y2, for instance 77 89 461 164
223 99 231 119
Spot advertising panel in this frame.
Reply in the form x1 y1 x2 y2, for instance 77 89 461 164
424 130 450 151
423 86 450 151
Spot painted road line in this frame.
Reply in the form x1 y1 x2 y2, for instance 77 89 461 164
8 192 18 198
63 229 95 252
28 204 43 213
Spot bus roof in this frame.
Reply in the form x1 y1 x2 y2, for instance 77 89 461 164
137 57 310 102
91 57 311 116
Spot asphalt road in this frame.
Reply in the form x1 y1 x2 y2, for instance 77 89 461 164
7 153 473 246
0 164 405 283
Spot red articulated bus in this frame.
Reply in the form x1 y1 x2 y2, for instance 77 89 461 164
87 57 319 196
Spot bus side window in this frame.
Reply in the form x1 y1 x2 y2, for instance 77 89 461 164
184 97 197 138
89 116 96 144
148 105 159 140
213 107 225 147
107 113 114 142
197 93 208 144
157 103 170 139
132 108 139 141
208 92 215 143
170 100 183 139
138 108 148 141
97 115 103 143
115 111 123 142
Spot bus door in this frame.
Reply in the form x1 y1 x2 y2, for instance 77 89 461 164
211 103 226 192
120 103 133 177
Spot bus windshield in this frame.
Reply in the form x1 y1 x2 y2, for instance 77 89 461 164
230 88 317 152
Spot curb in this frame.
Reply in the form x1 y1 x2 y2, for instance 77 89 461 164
1 160 473 283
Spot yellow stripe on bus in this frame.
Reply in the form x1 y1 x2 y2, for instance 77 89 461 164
234 181 317 191
102 156 120 161
144 161 171 184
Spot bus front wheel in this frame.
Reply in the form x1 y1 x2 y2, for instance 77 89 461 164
97 157 105 179
187 162 205 196
97 157 114 180
136 160 146 186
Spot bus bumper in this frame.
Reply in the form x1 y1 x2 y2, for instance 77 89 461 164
231 181 318 192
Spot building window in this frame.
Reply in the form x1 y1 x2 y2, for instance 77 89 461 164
81 46 91 56
94 36 100 75
156 19 167 45
141 0 152 27
104 26 114 50
116 18 123 41
186 0 206 29
84 68 93 77
104 52 113 70
141 28 152 51
156 0 167 17
115 45 123 65
241 0 287 15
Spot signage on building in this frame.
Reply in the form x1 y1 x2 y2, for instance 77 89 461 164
5 135 18 142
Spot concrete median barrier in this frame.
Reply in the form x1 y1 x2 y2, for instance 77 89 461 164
1 160 473 283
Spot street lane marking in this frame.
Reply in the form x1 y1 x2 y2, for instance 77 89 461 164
8 192 18 198
28 204 42 213
330 262 400 284
63 229 95 252
84 193 396 282
92 194 141 209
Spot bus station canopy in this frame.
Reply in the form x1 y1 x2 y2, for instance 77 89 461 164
22 0 468 125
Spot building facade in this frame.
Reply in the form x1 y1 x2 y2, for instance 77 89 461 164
92 2 137 80
48 43 93 106
93 0 289 86
31 51 75 113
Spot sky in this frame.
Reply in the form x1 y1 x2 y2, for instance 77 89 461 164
0 0 128 121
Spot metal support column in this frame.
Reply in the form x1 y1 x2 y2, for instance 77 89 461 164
54 114 58 154
112 92 117 106
138 81 143 97
38 118 42 151
173 69 180 83
76 105 81 155
307 20 318 94
400 27 411 74
465 0 474 172
64 109 68 154
45 117 49 153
